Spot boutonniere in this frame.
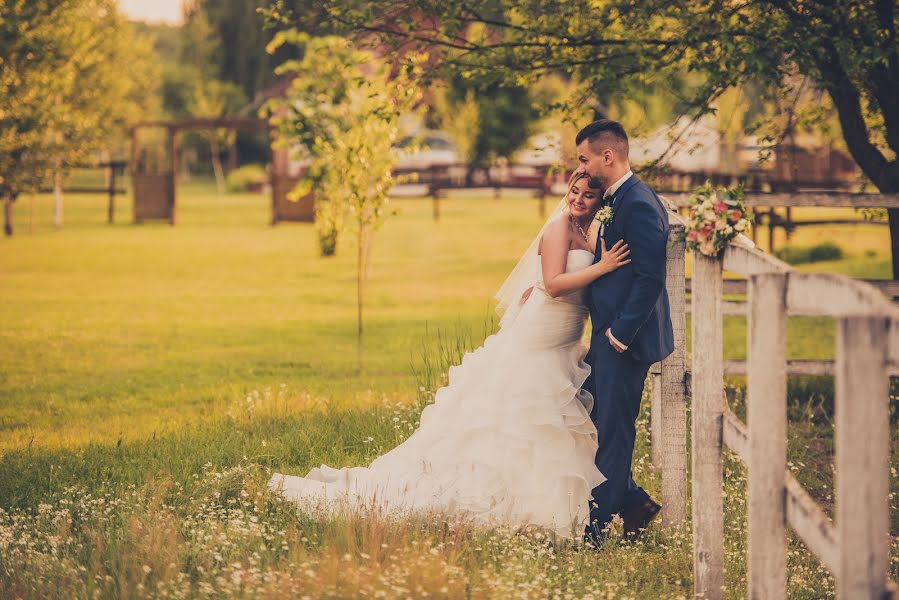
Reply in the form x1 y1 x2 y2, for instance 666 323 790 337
594 206 614 226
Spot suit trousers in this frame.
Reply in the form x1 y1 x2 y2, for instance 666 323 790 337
583 334 652 541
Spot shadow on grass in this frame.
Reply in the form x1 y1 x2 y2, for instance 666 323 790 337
0 401 412 510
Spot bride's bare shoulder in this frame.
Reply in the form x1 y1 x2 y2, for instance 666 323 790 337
539 216 571 252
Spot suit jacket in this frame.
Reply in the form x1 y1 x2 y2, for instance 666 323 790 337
589 175 674 365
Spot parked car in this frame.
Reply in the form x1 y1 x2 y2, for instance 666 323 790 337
395 131 460 170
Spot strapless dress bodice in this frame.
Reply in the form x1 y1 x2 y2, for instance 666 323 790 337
535 249 594 305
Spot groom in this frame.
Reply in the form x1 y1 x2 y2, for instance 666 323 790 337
576 119 674 545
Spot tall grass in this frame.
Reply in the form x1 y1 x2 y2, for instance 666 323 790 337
2 321 896 598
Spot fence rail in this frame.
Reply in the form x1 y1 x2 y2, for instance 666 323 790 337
653 208 896 599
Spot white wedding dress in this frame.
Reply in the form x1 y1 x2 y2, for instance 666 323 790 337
269 249 604 540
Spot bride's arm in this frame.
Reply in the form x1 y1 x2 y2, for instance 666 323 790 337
540 219 630 299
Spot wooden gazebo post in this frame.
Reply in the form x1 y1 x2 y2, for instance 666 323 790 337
169 125 180 226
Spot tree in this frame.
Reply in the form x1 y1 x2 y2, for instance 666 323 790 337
0 0 159 235
271 0 899 275
450 76 539 183
181 2 247 193
264 33 422 368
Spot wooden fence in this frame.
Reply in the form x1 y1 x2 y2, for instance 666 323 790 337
662 191 899 255
652 210 896 599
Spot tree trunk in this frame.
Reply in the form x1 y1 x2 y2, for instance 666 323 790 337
227 136 238 173
888 208 899 279
4 193 13 236
356 227 374 370
357 229 365 370
53 169 63 230
209 135 225 197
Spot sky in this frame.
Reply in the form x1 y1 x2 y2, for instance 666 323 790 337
118 0 183 24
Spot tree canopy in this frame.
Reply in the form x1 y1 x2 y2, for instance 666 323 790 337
267 0 899 273
0 0 159 233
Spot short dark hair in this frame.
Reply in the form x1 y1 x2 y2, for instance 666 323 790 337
575 119 629 158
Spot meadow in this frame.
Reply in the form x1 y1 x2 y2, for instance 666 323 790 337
1 182 896 598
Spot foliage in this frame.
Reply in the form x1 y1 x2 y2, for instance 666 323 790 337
431 87 480 165
775 242 844 265
193 0 321 101
225 164 269 192
264 33 423 366
0 0 159 233
267 0 899 274
180 1 248 193
439 75 540 174
680 182 752 258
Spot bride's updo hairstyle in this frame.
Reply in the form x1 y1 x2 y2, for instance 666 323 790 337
565 171 601 203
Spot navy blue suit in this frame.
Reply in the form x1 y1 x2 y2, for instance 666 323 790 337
584 174 674 541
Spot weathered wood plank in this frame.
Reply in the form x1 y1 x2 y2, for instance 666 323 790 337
747 273 788 600
723 244 790 276
686 279 749 295
686 277 899 298
660 224 688 530
661 192 899 209
724 359 835 377
722 403 748 462
788 273 899 319
835 316 891 599
784 474 839 576
690 253 725 600
686 299 748 315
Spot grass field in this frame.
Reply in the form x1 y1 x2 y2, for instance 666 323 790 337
1 182 896 598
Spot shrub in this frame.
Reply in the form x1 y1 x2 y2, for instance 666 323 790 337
774 242 843 264
225 164 268 193
318 227 338 257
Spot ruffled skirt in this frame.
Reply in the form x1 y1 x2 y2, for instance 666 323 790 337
269 291 604 540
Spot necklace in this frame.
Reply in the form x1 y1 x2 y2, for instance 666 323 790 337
569 215 590 241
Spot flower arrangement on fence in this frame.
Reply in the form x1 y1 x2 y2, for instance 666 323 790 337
680 182 753 257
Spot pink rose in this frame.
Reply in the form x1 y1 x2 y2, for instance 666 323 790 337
714 201 727 215
687 230 699 242
702 223 715 235
729 209 743 220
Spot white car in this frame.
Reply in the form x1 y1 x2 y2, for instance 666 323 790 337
394 131 460 170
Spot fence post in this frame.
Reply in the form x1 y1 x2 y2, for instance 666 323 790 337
747 272 788 598
835 316 890 599
651 365 661 466
691 252 725 599
659 223 688 530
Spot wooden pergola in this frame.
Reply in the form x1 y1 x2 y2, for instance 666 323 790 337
130 117 312 225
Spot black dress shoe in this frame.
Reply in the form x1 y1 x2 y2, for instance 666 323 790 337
620 499 661 540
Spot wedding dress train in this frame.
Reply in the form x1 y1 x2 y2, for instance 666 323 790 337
269 250 604 539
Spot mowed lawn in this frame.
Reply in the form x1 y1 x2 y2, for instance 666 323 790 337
1 183 892 452
0 181 895 599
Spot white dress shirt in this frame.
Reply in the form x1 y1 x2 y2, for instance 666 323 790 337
603 170 633 203
601 170 633 351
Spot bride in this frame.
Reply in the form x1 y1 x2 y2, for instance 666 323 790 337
269 172 631 540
